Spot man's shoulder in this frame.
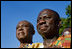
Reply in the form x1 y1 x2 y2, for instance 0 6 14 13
28 43 44 48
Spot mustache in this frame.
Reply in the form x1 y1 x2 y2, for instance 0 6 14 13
17 32 25 35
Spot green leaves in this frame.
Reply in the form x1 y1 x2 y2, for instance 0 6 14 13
59 4 71 36
66 4 71 17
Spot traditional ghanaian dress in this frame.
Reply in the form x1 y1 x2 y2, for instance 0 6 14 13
23 34 71 48
52 34 71 48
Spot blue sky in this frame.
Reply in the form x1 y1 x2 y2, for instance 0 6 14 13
1 1 71 48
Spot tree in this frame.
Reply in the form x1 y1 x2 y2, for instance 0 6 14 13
59 4 71 36
66 4 71 17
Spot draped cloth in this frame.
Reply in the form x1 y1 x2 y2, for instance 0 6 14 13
23 34 71 48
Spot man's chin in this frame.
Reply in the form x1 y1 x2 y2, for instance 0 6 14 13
39 29 50 34
39 30 47 34
19 36 25 39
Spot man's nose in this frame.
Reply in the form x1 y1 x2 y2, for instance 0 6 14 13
18 27 23 31
39 20 46 25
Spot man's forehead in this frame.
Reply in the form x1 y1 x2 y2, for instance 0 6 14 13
40 11 48 15
38 9 58 17
41 13 48 16
18 21 29 26
38 13 54 18
39 11 55 16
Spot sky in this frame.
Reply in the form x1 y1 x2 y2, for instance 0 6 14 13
1 1 71 48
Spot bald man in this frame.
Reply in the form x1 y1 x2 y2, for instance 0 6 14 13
36 9 62 48
36 9 71 48
27 9 61 48
16 20 35 48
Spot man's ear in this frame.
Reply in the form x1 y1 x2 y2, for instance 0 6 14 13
58 19 61 28
32 30 35 35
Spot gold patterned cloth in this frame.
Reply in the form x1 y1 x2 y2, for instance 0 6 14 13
23 34 71 48
23 43 44 48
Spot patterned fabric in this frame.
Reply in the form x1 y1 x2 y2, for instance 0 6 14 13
24 43 44 48
23 34 71 48
61 35 71 48
53 34 71 48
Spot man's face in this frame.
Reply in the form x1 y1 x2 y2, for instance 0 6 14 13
63 28 71 36
16 21 31 40
37 10 57 35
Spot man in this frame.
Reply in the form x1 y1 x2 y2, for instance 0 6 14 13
36 9 69 48
16 20 35 48
28 9 61 48
60 27 71 48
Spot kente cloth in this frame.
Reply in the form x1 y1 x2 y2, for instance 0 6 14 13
53 34 71 48
23 34 71 48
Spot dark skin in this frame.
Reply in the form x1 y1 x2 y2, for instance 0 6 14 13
37 9 61 48
16 20 35 48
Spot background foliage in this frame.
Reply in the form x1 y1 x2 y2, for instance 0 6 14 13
59 3 71 36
